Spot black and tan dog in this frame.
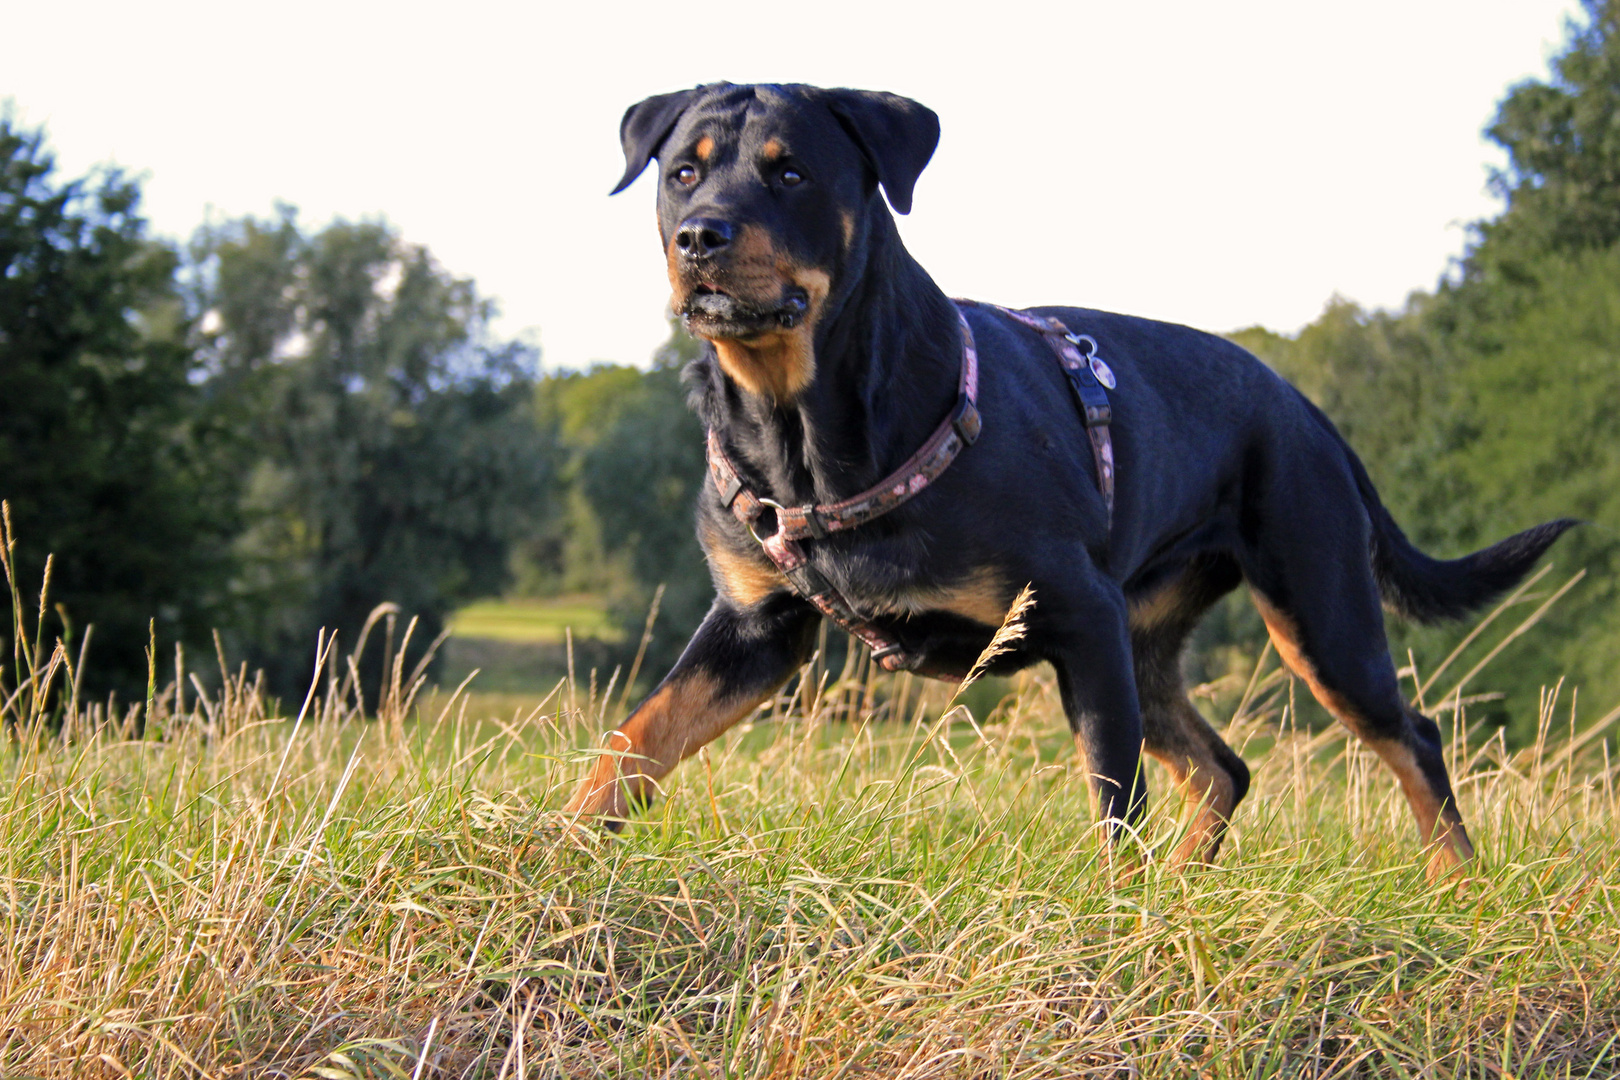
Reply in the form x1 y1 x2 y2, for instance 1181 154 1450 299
565 82 1574 875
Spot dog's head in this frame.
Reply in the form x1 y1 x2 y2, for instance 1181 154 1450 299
611 83 939 400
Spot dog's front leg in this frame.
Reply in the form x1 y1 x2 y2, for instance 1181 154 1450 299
564 596 817 824
1049 593 1148 853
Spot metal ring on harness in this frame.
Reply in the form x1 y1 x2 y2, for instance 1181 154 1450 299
1065 332 1117 390
746 497 786 546
1065 332 1098 356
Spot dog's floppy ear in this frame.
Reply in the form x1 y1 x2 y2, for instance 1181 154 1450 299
825 89 940 215
611 88 699 196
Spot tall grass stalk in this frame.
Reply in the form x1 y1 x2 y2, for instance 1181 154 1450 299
1 514 1616 1078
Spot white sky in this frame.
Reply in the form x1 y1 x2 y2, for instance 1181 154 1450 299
4 0 1582 371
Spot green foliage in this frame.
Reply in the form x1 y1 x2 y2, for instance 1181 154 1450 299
514 364 648 598
1478 0 1620 265
0 114 236 695
1423 248 1620 715
188 208 555 695
1220 3 1620 732
577 326 710 673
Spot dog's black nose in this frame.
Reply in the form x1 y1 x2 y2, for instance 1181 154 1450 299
674 217 733 259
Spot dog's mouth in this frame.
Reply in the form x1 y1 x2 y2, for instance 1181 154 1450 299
682 284 810 339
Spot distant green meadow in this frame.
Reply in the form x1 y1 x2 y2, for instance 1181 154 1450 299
448 596 624 645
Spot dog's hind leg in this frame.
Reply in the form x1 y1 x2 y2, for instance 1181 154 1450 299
1242 443 1475 878
1130 554 1251 865
564 596 817 825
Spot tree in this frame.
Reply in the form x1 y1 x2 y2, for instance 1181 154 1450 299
1477 0 1620 267
0 114 236 697
189 209 555 697
515 321 714 676
576 321 711 674
1218 4 1620 731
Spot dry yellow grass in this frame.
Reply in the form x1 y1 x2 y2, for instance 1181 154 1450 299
3 513 1618 1078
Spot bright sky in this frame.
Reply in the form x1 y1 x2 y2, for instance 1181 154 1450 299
4 0 1582 372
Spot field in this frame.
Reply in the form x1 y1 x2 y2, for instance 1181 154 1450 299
437 595 626 697
447 598 624 646
3 569 1620 1077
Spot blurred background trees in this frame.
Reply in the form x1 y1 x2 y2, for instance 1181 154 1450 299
5 1 1620 736
1220 0 1620 731
0 118 238 694
184 208 555 698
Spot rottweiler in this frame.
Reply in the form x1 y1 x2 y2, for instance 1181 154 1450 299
564 82 1574 875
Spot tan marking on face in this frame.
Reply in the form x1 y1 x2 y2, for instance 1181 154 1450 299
762 138 783 161
695 135 715 161
667 222 779 313
1250 592 1474 874
709 261 831 401
840 211 856 248
563 669 769 819
666 232 683 295
666 223 830 402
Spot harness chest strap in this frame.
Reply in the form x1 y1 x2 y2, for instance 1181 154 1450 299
705 307 980 671
971 301 1115 525
705 300 1116 675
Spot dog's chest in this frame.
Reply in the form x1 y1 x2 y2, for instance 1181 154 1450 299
706 525 1011 627
854 565 1010 626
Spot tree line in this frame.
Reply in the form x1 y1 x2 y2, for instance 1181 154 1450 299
5 2 1620 737
1220 1 1620 733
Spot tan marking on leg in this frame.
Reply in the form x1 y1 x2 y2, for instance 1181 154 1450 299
695 135 715 161
1250 593 1363 722
1376 737 1475 878
1069 731 1146 882
1128 581 1197 633
761 138 783 161
1144 700 1240 866
1251 592 1474 875
933 567 1012 625
563 671 768 821
840 211 856 248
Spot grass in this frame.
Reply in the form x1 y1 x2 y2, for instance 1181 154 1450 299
448 597 623 645
3 513 1620 1077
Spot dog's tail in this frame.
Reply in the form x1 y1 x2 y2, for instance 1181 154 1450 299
1341 443 1578 625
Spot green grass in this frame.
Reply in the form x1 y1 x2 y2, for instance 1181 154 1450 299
4 528 1620 1077
448 595 623 644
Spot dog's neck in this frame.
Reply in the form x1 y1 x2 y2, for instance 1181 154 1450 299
697 210 962 508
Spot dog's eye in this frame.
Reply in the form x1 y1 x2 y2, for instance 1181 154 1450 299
675 165 698 186
780 168 803 187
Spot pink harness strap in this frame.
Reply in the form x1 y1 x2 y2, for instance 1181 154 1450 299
973 302 1116 525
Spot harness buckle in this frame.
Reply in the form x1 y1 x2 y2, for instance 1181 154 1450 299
717 470 743 508
951 395 982 445
870 640 907 663
1065 332 1117 390
786 562 833 598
